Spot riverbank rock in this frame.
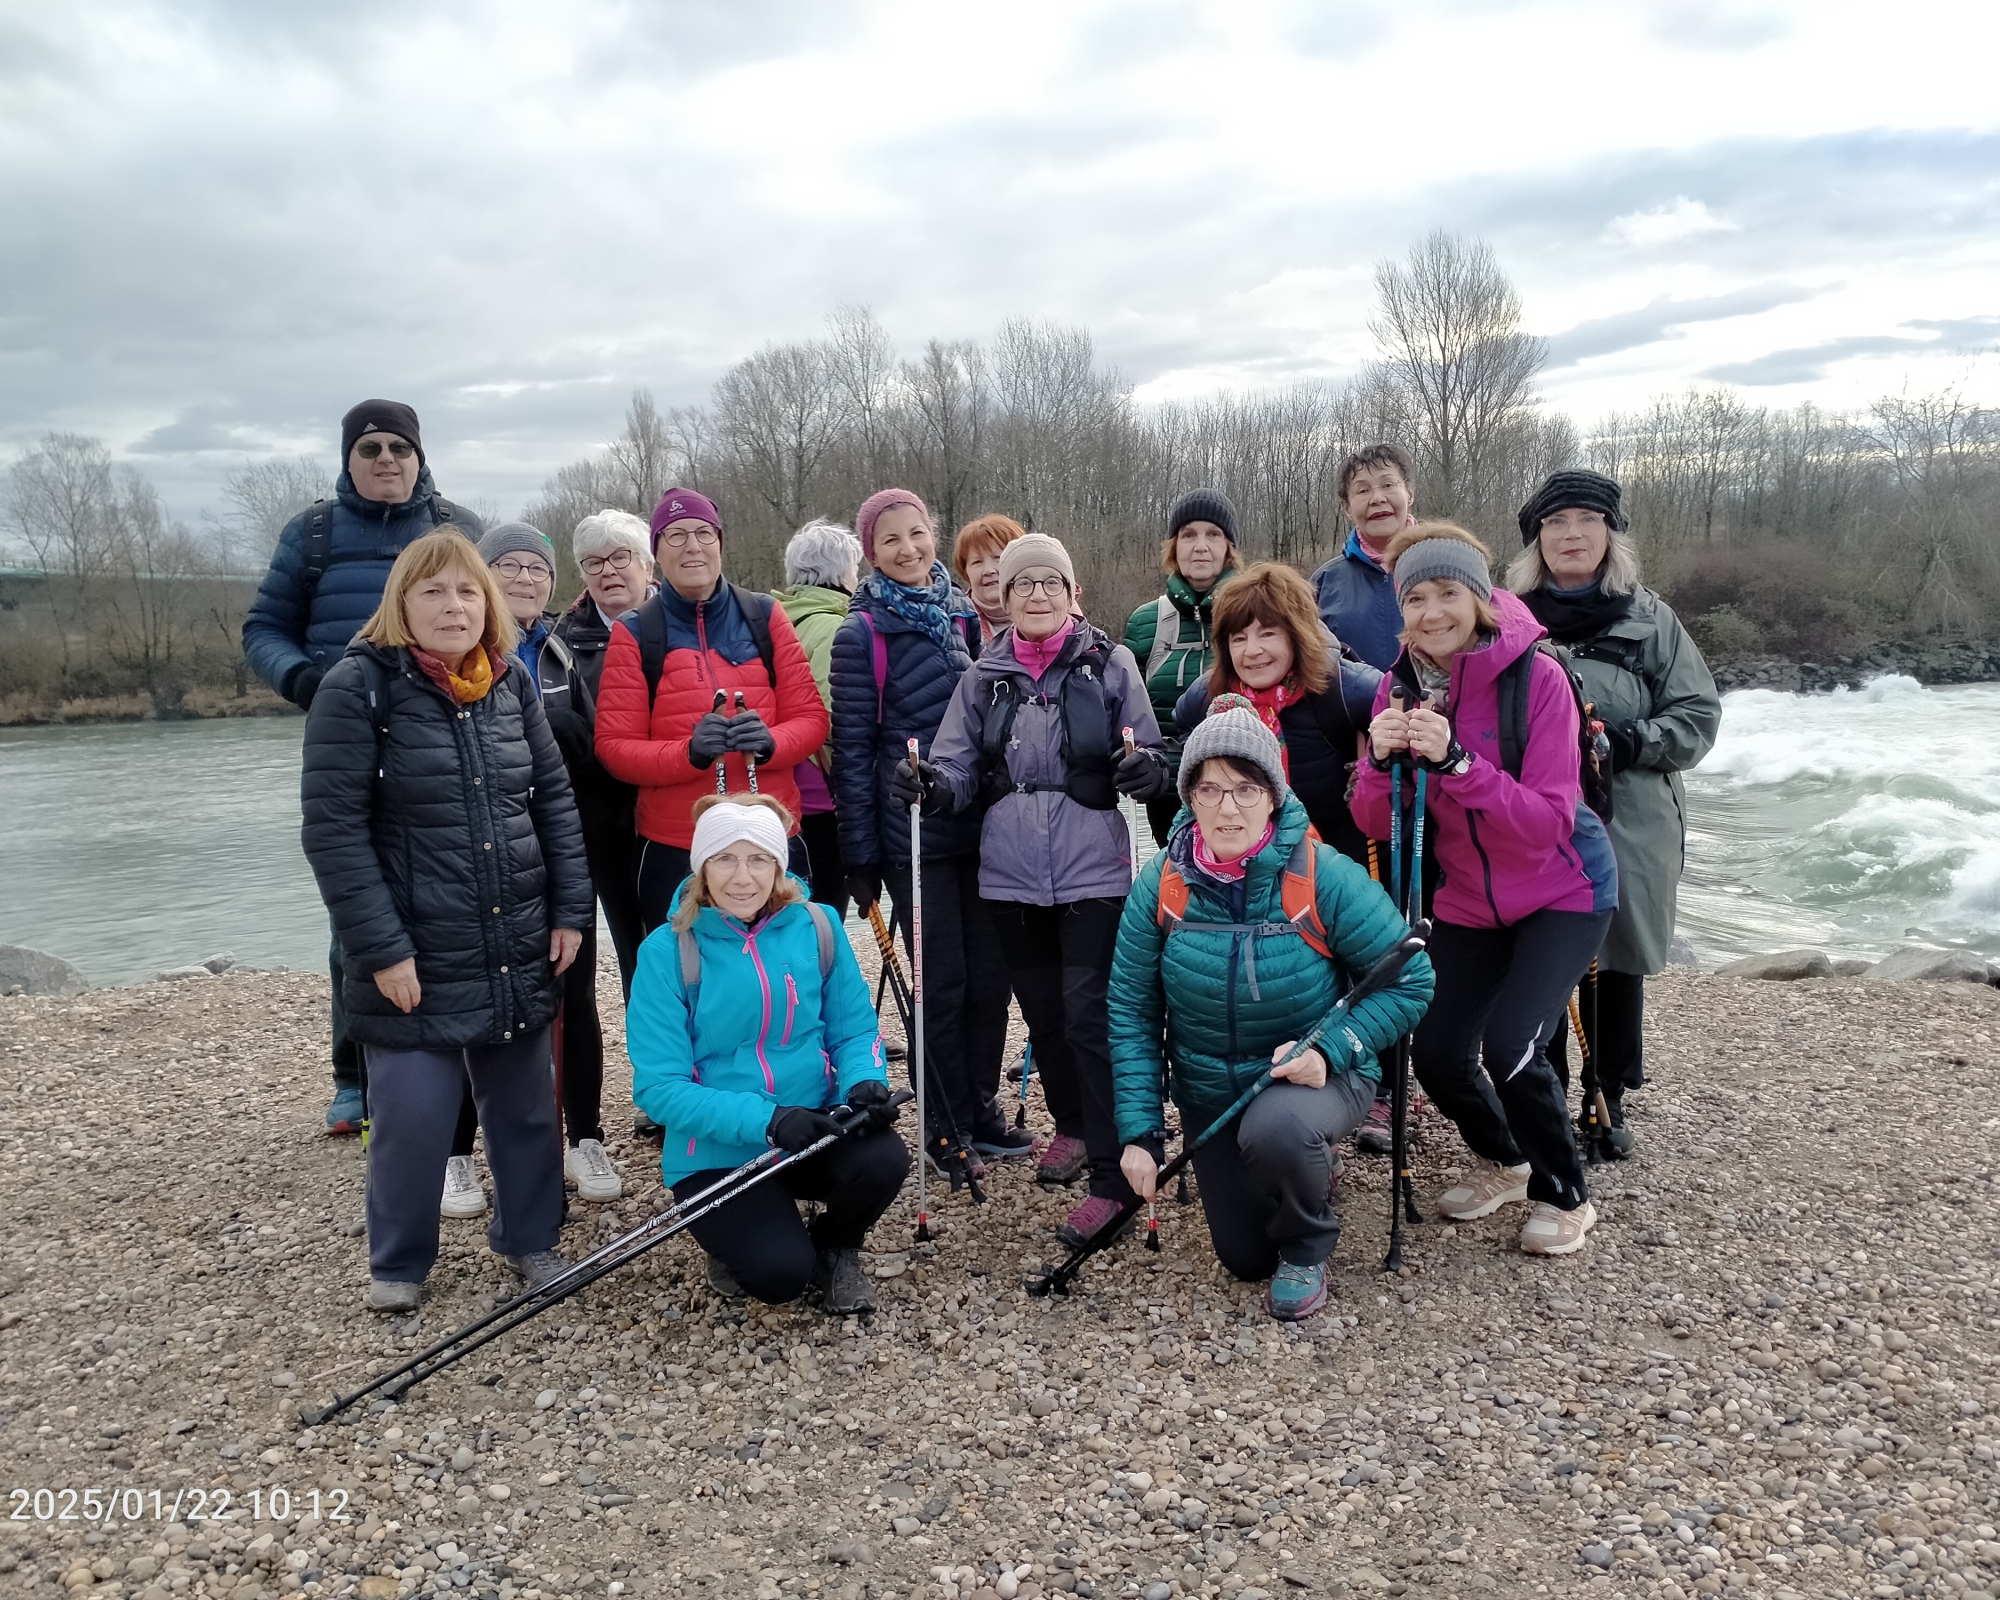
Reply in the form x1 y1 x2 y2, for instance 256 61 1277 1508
1862 944 1996 985
1831 957 1875 977
0 944 88 997
1666 935 1699 969
1714 948 1831 981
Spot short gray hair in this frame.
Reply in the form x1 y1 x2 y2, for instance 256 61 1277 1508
785 518 862 588
1506 523 1643 597
571 509 652 572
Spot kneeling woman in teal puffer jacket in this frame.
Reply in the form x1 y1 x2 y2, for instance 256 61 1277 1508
1108 698 1433 1322
627 795 908 1315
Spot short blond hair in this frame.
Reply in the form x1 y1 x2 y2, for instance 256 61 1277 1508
358 529 520 656
670 794 806 932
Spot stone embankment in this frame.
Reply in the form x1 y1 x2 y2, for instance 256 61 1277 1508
1710 637 2000 695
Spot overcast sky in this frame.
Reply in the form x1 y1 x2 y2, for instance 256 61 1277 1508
4 0 1996 524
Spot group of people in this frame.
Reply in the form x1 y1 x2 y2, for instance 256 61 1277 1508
249 398 1719 1325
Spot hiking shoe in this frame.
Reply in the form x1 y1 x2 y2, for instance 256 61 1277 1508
1435 1161 1532 1221
440 1155 488 1219
565 1138 624 1203
633 1112 664 1145
326 1086 366 1136
1267 1260 1329 1322
1519 1199 1598 1256
924 1133 987 1183
1036 1134 1088 1187
812 1247 874 1316
501 1250 571 1292
971 1119 1037 1160
1056 1194 1128 1249
706 1253 745 1300
365 1278 421 1313
1353 1097 1393 1155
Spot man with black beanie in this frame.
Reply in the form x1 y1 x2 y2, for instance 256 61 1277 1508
242 398 484 1136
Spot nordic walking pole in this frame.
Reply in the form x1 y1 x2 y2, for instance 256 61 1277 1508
1118 726 1162 1249
710 690 728 794
866 903 985 1204
1386 764 1429 1271
1572 962 1613 1163
1028 925 1430 1297
1013 1043 1034 1131
733 690 759 794
304 1094 914 1424
907 737 931 1243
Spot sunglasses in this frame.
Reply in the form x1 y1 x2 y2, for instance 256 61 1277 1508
354 439 415 461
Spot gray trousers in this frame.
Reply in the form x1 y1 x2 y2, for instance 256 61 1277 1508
364 1026 563 1283
1189 1070 1375 1279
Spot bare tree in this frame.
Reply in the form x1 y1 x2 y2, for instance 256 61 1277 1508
1369 230 1546 520
5 432 118 682
605 389 680 516
827 305 900 492
211 456 331 569
897 338 990 537
711 340 851 533
101 470 206 706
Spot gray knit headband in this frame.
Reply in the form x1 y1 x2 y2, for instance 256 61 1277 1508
1393 538 1491 603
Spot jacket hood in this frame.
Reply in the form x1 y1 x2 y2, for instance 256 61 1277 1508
1403 586 1546 704
334 465 439 521
774 583 854 623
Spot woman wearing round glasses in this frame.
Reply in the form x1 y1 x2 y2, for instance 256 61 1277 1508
901 534 1173 1250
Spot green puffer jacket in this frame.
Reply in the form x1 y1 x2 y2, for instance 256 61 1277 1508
1123 570 1234 773
1108 794 1434 1144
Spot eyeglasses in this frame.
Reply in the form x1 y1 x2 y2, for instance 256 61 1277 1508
1008 575 1069 598
580 548 638 576
661 526 720 549
1189 780 1269 810
492 558 553 582
353 439 414 460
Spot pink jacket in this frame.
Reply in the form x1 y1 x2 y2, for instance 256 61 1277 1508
1351 589 1614 928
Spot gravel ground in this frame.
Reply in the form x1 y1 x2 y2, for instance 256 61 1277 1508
2 964 1998 1600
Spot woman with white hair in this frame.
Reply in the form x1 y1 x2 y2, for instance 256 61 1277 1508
775 518 864 918
1510 471 1720 1154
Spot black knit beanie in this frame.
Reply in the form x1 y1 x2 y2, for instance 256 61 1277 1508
1517 469 1626 545
341 399 424 467
1166 487 1239 545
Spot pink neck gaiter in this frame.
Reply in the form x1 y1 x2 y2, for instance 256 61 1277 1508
1192 818 1276 883
1011 617 1075 678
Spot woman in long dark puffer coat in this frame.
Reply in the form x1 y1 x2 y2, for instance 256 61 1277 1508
302 530 594 1313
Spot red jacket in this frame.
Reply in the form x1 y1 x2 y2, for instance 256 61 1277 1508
595 582 830 848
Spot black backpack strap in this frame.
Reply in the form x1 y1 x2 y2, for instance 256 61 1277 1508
1496 649 1537 781
430 495 458 526
1569 634 1645 680
730 584 780 688
301 500 335 601
355 654 394 776
637 594 669 711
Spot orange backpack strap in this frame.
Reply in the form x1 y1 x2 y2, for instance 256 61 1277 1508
1155 860 1191 935
1280 838 1333 961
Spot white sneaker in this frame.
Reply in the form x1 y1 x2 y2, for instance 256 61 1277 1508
441 1155 488 1219
565 1138 624 1203
1434 1160 1531 1221
1520 1199 1598 1256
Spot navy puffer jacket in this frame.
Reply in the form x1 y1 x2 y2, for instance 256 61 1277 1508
242 468 483 706
829 589 981 867
301 640 595 1050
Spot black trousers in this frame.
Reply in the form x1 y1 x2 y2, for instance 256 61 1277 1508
799 809 850 922
991 897 1133 1201
329 918 363 1096
676 1129 909 1303
1144 794 1179 850
1191 1071 1374 1280
1545 968 1646 1094
636 834 812 936
883 854 1011 1136
588 826 645 1004
1411 908 1613 1211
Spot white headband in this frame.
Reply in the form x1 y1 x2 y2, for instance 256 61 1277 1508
689 802 789 881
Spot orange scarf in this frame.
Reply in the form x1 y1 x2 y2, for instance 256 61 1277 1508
413 645 498 704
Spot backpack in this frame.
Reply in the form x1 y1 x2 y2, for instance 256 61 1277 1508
1143 592 1209 690
677 899 836 1010
1495 642 1614 822
853 609 981 721
634 585 778 710
350 651 532 773
301 494 464 602
977 634 1121 810
1154 835 1333 1001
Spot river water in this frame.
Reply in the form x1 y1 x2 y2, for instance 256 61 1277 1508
3 676 1996 985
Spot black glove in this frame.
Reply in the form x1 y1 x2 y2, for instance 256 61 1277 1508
288 663 325 711
687 712 732 769
767 1104 845 1153
889 758 939 810
845 866 883 911
544 704 594 770
726 711 777 762
1604 720 1642 774
1113 745 1170 800
844 1079 899 1134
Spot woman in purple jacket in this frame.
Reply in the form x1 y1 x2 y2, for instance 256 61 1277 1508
894 534 1174 1248
1351 523 1616 1257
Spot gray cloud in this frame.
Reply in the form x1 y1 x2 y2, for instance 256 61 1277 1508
1544 284 1824 368
1648 2 1792 50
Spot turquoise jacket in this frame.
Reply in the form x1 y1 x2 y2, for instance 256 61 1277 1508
628 882 888 1185
1108 794 1434 1144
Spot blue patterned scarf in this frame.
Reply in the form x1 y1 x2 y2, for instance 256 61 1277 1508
859 563 969 656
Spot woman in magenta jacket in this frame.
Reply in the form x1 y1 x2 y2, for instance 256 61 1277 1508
1351 523 1616 1257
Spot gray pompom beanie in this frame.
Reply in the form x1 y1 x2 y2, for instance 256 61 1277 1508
477 522 556 568
1177 693 1290 809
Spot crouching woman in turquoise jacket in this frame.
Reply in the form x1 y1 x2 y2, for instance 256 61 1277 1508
1107 698 1433 1321
627 795 908 1314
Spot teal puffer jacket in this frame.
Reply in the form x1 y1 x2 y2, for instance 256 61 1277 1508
1108 795 1434 1144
